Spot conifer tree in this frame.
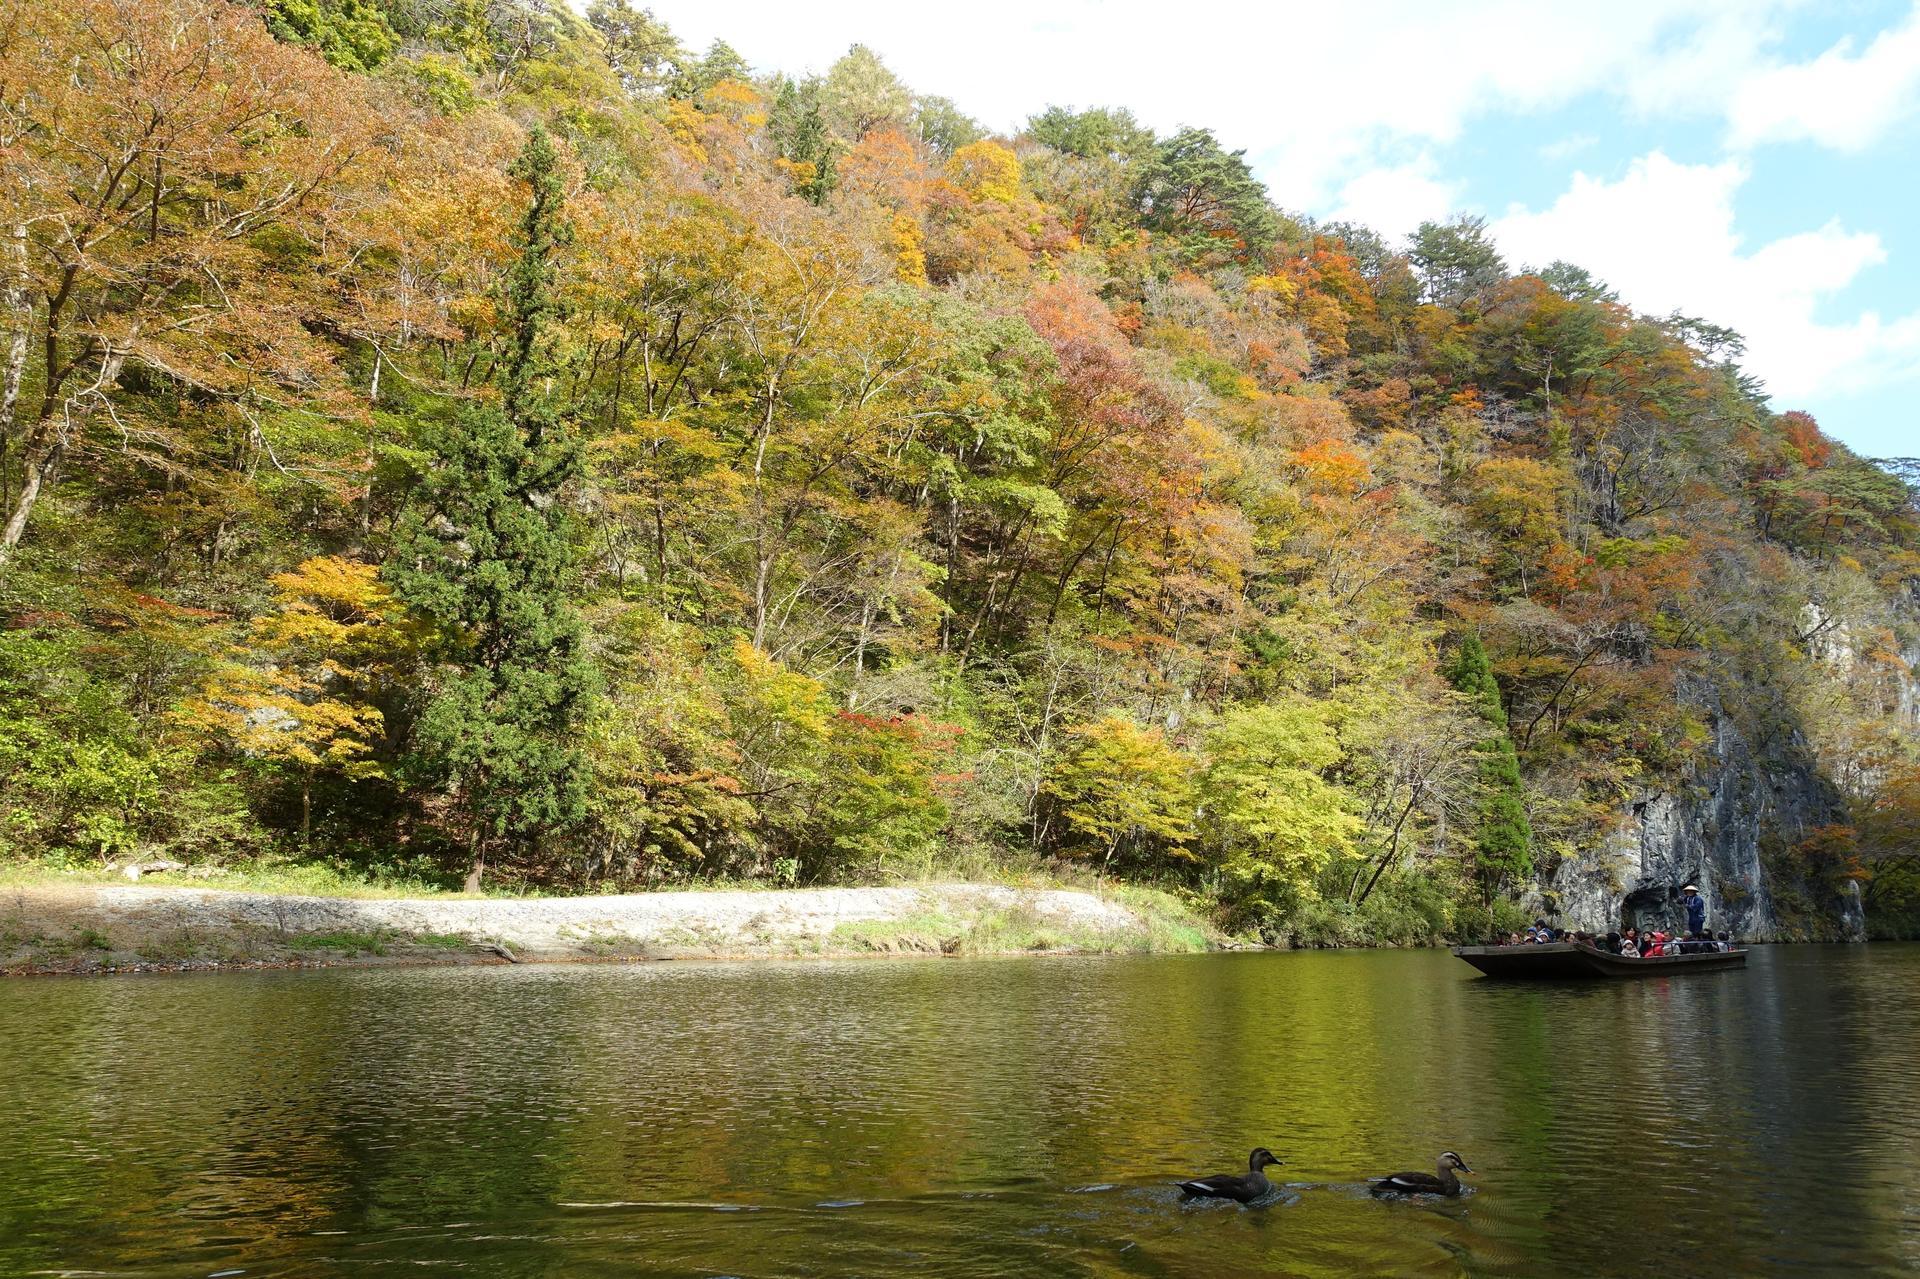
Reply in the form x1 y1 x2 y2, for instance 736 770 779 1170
387 127 593 892
1446 633 1533 899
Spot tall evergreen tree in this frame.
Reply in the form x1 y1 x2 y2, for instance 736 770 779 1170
1132 126 1279 265
1408 215 1507 309
387 127 594 892
768 76 838 204
1445 633 1533 900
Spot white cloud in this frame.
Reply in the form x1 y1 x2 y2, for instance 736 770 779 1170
1326 159 1463 240
1491 152 1920 400
640 0 1814 206
633 1 1920 428
1539 133 1599 161
1725 4 1920 150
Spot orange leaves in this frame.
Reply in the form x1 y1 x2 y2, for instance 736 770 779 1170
1340 377 1413 432
1025 278 1131 352
1780 410 1833 471
5 0 388 392
838 128 930 209
1265 392 1356 450
1539 542 1592 597
1291 438 1371 496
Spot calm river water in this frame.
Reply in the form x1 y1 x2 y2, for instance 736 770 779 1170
2 945 1916 1277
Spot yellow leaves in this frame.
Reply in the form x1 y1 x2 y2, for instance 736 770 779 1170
1045 713 1196 860
1471 457 1570 549
662 99 712 165
774 156 820 196
252 557 414 667
185 663 384 773
446 295 499 339
945 140 1022 203
1247 273 1298 303
889 212 928 284
727 635 832 755
1371 429 1436 487
181 557 409 779
1181 416 1239 482
700 79 767 128
270 556 392 616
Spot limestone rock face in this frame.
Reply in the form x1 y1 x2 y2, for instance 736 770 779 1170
1546 593 1918 941
1548 705 1792 940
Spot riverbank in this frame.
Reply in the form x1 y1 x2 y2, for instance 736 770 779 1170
0 879 1220 975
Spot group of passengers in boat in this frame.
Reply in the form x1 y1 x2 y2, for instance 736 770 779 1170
1498 885 1736 955
1604 926 1734 956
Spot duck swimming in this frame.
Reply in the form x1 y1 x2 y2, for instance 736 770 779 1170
1369 1151 1472 1197
1175 1147 1282 1203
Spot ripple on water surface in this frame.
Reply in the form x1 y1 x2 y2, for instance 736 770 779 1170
1 945 1916 1276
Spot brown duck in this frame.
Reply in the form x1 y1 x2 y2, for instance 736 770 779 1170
1175 1147 1282 1203
1369 1151 1472 1197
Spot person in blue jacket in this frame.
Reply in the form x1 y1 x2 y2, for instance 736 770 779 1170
1681 884 1707 936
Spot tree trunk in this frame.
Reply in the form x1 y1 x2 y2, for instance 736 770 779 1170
0 346 128 570
301 773 313 843
1355 790 1421 907
0 224 30 516
0 426 61 565
464 828 486 894
749 378 777 649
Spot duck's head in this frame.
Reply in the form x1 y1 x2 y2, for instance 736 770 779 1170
1249 1147 1282 1171
1440 1151 1473 1175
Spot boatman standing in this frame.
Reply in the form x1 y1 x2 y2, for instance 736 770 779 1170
1681 884 1707 936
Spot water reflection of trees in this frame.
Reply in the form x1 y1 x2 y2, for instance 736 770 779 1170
3 949 1918 1274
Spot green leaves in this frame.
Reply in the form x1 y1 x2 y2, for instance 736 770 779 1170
1197 701 1360 922
1445 634 1534 895
262 0 398 73
1132 127 1279 266
1408 215 1507 309
1044 714 1195 870
387 130 595 877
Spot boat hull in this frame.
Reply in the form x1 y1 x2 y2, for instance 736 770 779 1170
1452 941 1747 979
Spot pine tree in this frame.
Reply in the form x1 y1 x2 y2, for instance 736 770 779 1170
387 127 594 892
768 77 838 204
1446 633 1533 899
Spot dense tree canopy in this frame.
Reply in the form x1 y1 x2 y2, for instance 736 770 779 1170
1 0 1914 940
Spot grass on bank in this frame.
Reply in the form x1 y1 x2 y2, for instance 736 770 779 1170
0 847 1515 950
0 854 464 899
0 845 1196 904
828 885 1219 957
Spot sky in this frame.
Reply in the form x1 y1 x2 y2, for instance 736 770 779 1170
635 0 1920 460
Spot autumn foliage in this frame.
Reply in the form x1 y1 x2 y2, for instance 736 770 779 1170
0 0 1914 939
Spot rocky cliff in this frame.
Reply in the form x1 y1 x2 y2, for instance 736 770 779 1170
1546 692 1820 940
1545 593 1920 941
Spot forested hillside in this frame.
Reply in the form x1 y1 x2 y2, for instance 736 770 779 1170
4 0 1917 939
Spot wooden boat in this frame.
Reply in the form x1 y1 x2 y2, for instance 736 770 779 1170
1452 940 1747 979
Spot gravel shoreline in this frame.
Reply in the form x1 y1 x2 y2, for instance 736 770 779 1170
1 881 1211 974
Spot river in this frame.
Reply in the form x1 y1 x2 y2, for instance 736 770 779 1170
2 945 1915 1277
